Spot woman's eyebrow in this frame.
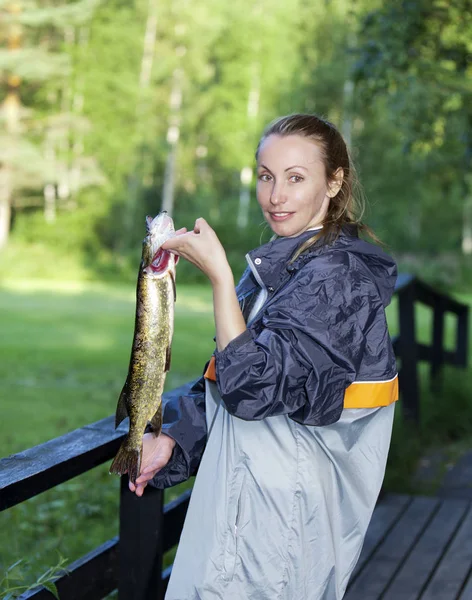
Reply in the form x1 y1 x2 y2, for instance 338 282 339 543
285 165 308 172
258 164 308 172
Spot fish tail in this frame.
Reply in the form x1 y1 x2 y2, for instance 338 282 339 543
109 437 142 485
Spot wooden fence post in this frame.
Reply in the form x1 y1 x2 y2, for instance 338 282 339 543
118 476 164 600
431 297 444 390
457 306 469 367
398 283 420 425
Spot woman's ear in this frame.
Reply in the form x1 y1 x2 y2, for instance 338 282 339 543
327 168 344 198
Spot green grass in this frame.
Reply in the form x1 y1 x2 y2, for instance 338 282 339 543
0 279 214 454
0 279 214 593
0 279 471 594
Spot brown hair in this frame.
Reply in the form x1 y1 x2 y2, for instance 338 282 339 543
255 113 380 260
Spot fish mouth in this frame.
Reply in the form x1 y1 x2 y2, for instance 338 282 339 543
142 212 177 274
150 248 171 274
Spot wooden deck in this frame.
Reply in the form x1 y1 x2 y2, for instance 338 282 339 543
346 494 472 599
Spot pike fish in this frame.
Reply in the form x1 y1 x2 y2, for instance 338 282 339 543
110 212 178 484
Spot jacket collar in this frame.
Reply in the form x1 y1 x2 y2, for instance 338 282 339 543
245 227 323 291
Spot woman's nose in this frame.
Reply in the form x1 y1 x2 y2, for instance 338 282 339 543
270 182 287 205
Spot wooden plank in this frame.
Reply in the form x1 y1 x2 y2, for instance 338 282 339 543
382 498 469 600
349 494 411 583
19 537 118 600
414 280 468 314
344 496 439 600
397 285 420 424
0 420 125 511
438 451 472 501
118 477 164 600
421 504 472 600
456 308 469 368
430 301 444 384
0 382 194 511
162 489 191 552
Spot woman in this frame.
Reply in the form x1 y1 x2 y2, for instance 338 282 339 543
130 114 398 599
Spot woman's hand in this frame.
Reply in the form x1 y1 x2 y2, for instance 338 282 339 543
163 218 231 285
129 432 176 497
165 218 246 350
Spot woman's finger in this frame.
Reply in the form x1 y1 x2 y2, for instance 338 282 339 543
193 217 209 234
135 471 155 483
136 482 147 496
162 231 193 251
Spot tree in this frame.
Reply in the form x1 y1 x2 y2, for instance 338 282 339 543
354 0 472 252
0 0 101 248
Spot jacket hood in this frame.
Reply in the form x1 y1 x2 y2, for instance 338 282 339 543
334 235 397 307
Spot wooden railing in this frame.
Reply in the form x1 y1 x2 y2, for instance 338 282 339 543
0 275 469 599
393 274 469 424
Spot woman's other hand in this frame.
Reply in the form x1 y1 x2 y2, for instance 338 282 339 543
129 432 176 497
163 218 231 285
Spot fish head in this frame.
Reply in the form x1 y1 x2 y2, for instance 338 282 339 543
142 212 179 277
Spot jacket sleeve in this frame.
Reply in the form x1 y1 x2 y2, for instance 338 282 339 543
149 375 207 488
215 258 386 426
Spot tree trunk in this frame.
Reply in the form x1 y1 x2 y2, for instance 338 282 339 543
0 167 12 250
341 79 354 147
462 197 472 255
161 67 184 215
139 0 159 90
1 1 23 248
462 113 472 255
237 63 260 229
70 26 89 202
123 0 159 242
237 167 253 229
43 133 57 223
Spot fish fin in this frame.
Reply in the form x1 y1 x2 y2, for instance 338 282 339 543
109 438 142 485
150 405 162 436
165 346 172 372
115 384 129 428
170 270 176 302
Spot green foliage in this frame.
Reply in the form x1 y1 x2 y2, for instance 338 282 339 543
353 0 472 257
2 0 471 280
1 556 67 599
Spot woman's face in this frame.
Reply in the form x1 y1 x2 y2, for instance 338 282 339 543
256 134 337 238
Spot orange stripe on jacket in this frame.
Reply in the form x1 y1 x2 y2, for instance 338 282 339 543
204 355 217 381
204 356 398 409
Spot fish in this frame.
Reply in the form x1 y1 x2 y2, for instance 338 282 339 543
109 212 178 484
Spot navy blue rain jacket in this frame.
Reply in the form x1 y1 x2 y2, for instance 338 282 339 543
154 227 397 489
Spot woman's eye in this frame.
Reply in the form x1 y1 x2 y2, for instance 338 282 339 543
258 174 271 182
289 175 303 183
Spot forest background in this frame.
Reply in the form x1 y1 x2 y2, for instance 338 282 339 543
1 0 472 596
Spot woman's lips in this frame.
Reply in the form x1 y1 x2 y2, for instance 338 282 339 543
269 212 294 222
